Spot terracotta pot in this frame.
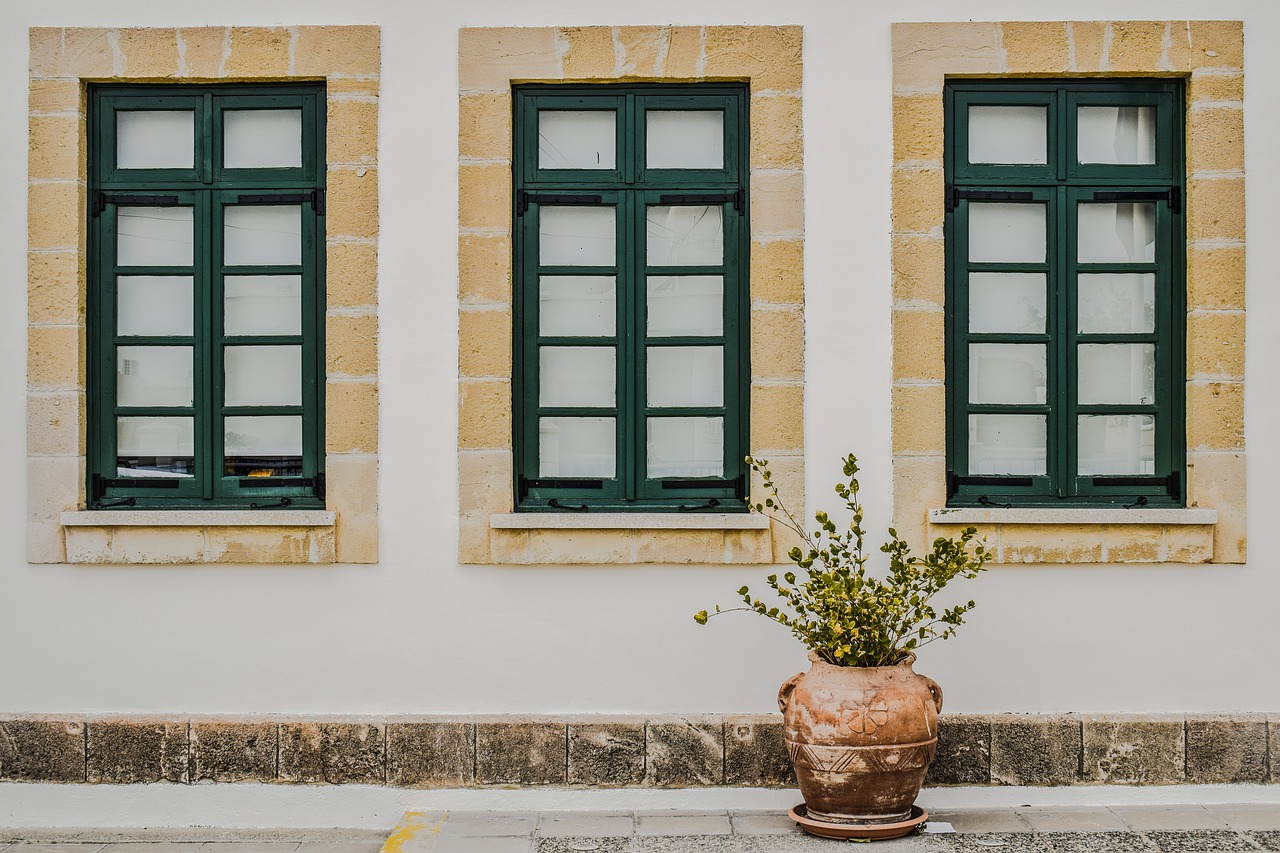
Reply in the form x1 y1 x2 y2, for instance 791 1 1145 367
778 651 943 825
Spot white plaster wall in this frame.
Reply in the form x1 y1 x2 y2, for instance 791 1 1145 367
1 0 1276 718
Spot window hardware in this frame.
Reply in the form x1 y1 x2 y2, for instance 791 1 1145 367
660 476 743 490
1092 188 1180 213
237 473 325 501
237 189 325 214
1124 496 1149 509
1091 472 1180 501
523 477 606 490
548 498 588 511
947 471 1034 498
658 190 743 213
94 497 137 509
250 497 292 509
976 495 1013 509
517 191 603 216
945 187 1033 212
91 191 180 217
677 499 721 512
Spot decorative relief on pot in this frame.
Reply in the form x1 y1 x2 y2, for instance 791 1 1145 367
788 740 936 774
843 691 889 734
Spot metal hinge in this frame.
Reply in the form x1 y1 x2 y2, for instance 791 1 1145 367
91 191 181 217
238 188 325 214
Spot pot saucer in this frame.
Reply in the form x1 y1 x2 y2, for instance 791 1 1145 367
789 803 929 840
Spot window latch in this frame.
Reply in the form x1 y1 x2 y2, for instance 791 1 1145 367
976 495 1013 509
547 498 588 512
250 497 293 509
677 499 721 512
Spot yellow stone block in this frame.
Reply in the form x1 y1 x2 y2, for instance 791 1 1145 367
458 450 514 516
224 27 291 78
1187 381 1243 450
207 527 333 564
326 78 380 98
662 27 703 79
458 379 511 450
891 384 945 455
112 527 206 564
1103 524 1163 562
459 233 513 304
770 520 807 565
28 182 84 251
28 251 84 325
28 325 83 391
325 380 379 453
633 530 726 564
26 455 82 522
31 28 115 79
750 170 803 237
1187 107 1244 173
1188 73 1244 104
724 529 774 564
1186 450 1244 562
1001 22 1071 74
117 28 179 78
751 95 803 169
325 453 379 564
750 384 804 452
891 23 1000 89
748 453 805 518
750 307 803 382
1069 22 1109 72
891 95 943 163
892 234 945 306
895 454 947 555
458 28 561 91
327 99 378 166
1106 21 1167 72
1187 177 1245 242
560 27 618 79
1000 524 1103 564
528 529 630 564
459 308 511 379
62 526 109 564
325 241 378 308
1187 312 1244 379
1163 524 1214 564
326 312 378 377
27 392 83 456
175 27 226 78
458 512 493 564
459 92 512 161
29 115 82 181
29 80 83 115
295 26 381 78
1188 20 1244 70
1187 245 1245 311
891 168 944 234
459 164 511 232
703 26 802 92
892 309 945 382
489 527 530 564
750 239 803 305
326 168 379 240
617 27 666 78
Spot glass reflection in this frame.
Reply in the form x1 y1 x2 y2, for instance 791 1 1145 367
1078 106 1156 165
1078 414 1156 475
646 206 723 266
118 207 194 267
539 206 616 267
968 414 1047 476
224 416 303 477
117 111 194 170
538 111 616 170
647 417 724 478
118 276 193 337
969 344 1046 405
646 111 724 169
1078 203 1155 263
117 346 193 407
539 417 616 478
968 273 1046 334
968 105 1047 165
116 416 195 477
1078 344 1155 405
968 203 1045 263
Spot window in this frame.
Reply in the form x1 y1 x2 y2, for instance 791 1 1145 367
88 84 325 509
945 80 1184 507
512 84 749 512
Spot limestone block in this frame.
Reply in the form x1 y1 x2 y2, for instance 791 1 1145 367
327 99 379 167
724 716 794 786
459 233 512 305
631 531 725 565
326 241 379 309
295 26 380 78
29 114 83 181
1001 22 1071 74
30 28 115 79
614 27 666 78
117 28 180 79
458 164 511 233
0 720 84 781
326 312 379 378
28 182 84 252
1162 524 1214 564
925 715 990 786
327 168 380 240
1270 716 1280 783
750 307 803 381
28 251 84 325
891 23 1001 90
27 325 84 392
890 384 945 455
110 526 205 564
646 719 724 786
1187 382 1243 451
458 28 561 92
1106 21 1168 72
749 170 804 237
458 307 511 379
750 95 803 169
749 239 803 306
567 722 645 786
1188 73 1244 104
989 715 1080 786
326 380 379 453
86 720 189 783
1187 245 1245 312
387 722 475 787
475 722 566 785
895 454 947 556
661 27 703 79
891 168 944 234
488 527 529 564
326 453 379 564
326 78 381 98
459 512 494 564
892 234 945 306
27 392 84 457
702 26 801 92
457 379 510 451
527 530 629 565
458 92 512 161
750 383 804 454
175 28 226 78
205 527 332 564
1069 22 1110 72
892 94 944 163
1187 312 1245 380
190 722 277 782
1188 107 1244 174
1186 715 1267 783
279 722 385 784
893 309 945 382
1188 21 1244 70
29 80 84 115
224 28 291 78
999 524 1103 564
458 450 514 516
1081 715 1185 784
1103 524 1163 563
1187 177 1245 243
723 529 774 564
1186 450 1245 563
560 27 619 80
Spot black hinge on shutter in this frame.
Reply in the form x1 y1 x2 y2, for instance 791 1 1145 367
658 190 743 214
945 187 1034 212
517 191 603 216
237 189 325 214
1090 471 1180 501
91 191 181 217
1092 189 1181 214
660 474 744 492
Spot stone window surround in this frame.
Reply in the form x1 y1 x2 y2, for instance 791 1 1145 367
27 26 381 564
457 26 805 565
889 21 1245 564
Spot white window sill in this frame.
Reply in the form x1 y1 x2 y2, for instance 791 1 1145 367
489 512 770 530
929 507 1217 525
61 510 336 527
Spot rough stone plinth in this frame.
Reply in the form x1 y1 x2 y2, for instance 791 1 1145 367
990 715 1080 786
646 719 724 786
568 722 645 786
191 722 277 783
0 720 84 781
724 716 794 786
927 715 991 785
387 722 475 787
1186 715 1267 783
86 720 188 783
279 722 385 784
476 722 566 785
1082 715 1184 784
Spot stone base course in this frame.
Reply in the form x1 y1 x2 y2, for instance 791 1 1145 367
2 713 1277 788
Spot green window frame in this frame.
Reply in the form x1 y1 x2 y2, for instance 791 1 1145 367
87 84 326 509
513 84 749 512
944 80 1185 507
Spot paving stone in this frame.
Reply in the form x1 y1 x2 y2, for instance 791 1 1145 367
1143 830 1259 851
536 813 633 838
645 719 724 786
943 833 1055 853
86 721 189 783
637 814 732 836
1040 832 1155 852
742 834 941 852
1207 804 1280 831
925 715 990 785
729 811 803 836
640 836 749 853
439 813 539 838
724 717 794 787
0 720 85 781
1081 716 1184 784
197 844 301 853
567 723 644 786
278 723 385 784
294 844 384 853
1252 830 1280 851
537 839 629 853
925 809 1031 833
476 722 567 785
1270 716 1280 783
1015 807 1127 832
988 715 1080 786
386 722 474 787
1112 806 1230 831
190 722 277 783
438 837 532 853
1186 715 1268 783
0 847 107 853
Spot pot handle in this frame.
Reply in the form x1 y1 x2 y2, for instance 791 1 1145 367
920 675 944 713
777 672 804 713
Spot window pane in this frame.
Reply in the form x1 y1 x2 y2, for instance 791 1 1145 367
117 276 193 337
1077 203 1155 263
116 111 194 169
539 206 616 266
539 346 615 407
117 346 193 407
224 275 303 336
646 111 724 169
224 205 302 266
968 203 1045 263
538 111 616 170
224 415 303 477
117 417 195 477
968 273 1046 334
646 276 723 336
118 207 194 267
1078 273 1156 334
969 344 1046 405
647 205 723 266
539 276 615 337
968 414 1047 475
223 109 302 168
968 105 1047 165
648 346 723 407
539 417 615 478
1079 415 1155 475
1078 344 1155 405
224 345 302 406
647 417 724 478
1078 106 1156 165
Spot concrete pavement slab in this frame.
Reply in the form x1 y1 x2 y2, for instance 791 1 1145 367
1143 830 1259 851
1015 806 1129 832
535 814 633 838
1207 804 1280 831
1111 805 1231 830
636 814 732 835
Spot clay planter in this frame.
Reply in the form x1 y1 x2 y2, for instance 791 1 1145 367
779 651 943 825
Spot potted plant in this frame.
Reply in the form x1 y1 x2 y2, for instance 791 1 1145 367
696 454 990 840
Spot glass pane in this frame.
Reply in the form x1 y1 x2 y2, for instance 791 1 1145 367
116 111 194 170
224 205 302 266
539 417 616 478
646 111 724 169
118 207 193 267
968 105 1047 165
647 205 723 266
1078 273 1156 334
224 275 303 336
117 276 193 337
1078 106 1156 165
968 203 1045 263
646 276 723 337
116 417 195 478
224 416 303 477
1078 414 1156 475
117 346 193 407
223 109 302 169
969 344 1046 405
538 111 616 170
1078 344 1155 405
1077 203 1156 263
539 346 615 407
539 206 616 266
647 417 724 478
224 345 302 406
968 414 1047 475
968 273 1046 334
648 346 723 407
539 276 615 337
